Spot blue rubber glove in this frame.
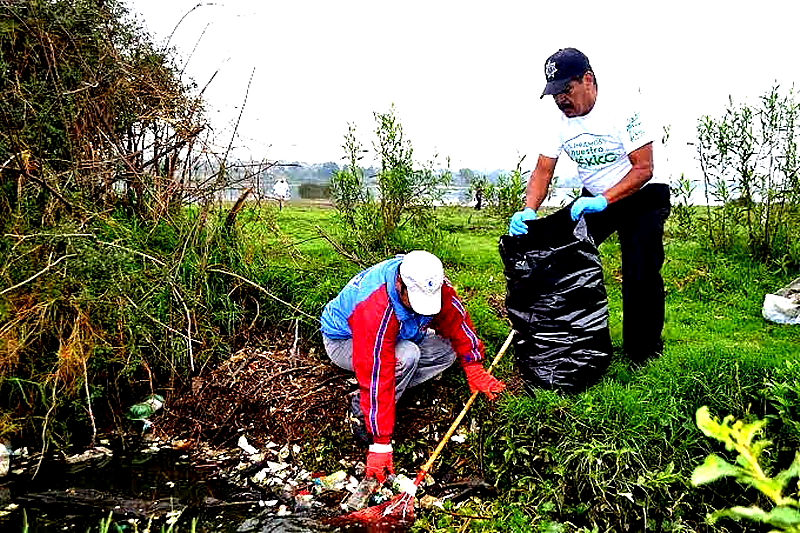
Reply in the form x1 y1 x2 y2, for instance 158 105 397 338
509 208 538 235
570 195 608 221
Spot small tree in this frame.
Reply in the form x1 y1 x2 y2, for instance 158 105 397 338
330 123 369 227
489 156 527 220
328 105 451 260
696 86 800 263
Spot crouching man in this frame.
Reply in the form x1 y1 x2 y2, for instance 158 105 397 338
320 250 506 482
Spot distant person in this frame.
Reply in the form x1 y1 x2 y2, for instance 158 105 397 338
320 250 506 482
508 47 671 365
272 177 291 210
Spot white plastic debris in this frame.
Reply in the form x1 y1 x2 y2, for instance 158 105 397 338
237 436 259 456
266 461 289 472
251 469 268 485
0 442 9 477
763 276 800 324
763 293 800 324
65 446 113 464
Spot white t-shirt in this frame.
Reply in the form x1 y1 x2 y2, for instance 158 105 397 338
539 90 667 195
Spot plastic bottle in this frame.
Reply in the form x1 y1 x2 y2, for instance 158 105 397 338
127 394 165 420
342 476 380 511
294 489 313 513
0 442 9 477
313 470 348 492
127 394 165 432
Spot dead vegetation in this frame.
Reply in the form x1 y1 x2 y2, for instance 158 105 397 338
162 335 353 447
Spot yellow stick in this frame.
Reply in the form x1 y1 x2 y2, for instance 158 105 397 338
417 330 515 478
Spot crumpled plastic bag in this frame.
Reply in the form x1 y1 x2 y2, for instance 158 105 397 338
763 276 800 325
499 209 612 393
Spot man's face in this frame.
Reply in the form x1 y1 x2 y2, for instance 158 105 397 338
396 277 413 310
553 73 595 117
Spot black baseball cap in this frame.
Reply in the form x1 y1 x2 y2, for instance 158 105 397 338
541 48 592 98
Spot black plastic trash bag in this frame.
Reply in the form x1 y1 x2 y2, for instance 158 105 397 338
499 208 612 393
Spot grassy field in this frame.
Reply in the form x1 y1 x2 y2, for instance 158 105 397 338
259 201 800 532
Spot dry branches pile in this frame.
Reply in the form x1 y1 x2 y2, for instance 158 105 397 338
163 339 353 446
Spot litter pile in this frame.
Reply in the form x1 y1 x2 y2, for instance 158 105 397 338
161 340 353 446
219 433 497 525
0 336 504 531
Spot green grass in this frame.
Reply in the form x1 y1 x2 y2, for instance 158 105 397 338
262 203 800 532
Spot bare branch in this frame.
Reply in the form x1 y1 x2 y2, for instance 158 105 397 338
206 267 318 323
0 253 76 296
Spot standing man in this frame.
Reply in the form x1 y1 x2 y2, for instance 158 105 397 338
272 177 291 210
321 250 506 482
509 47 671 365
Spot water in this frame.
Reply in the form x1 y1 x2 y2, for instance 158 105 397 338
0 445 376 533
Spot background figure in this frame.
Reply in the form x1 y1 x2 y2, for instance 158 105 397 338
272 177 291 210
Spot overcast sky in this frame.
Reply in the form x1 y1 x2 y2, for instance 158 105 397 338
124 0 798 179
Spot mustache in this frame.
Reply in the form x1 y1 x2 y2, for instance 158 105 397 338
557 101 573 112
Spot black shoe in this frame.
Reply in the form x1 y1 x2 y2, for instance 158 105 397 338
628 340 664 368
347 391 372 446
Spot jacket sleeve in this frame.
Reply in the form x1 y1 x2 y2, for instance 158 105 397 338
429 281 485 366
349 287 400 445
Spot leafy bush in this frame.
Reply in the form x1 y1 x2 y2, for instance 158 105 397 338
696 86 800 265
329 106 452 261
487 156 527 221
0 1 298 449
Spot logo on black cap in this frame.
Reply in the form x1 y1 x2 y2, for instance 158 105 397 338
545 60 558 81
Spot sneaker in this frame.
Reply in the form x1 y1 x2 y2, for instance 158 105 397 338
346 391 372 446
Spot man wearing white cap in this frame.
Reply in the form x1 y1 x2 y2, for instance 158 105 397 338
321 250 506 482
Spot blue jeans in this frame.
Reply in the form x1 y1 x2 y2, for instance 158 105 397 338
323 332 457 399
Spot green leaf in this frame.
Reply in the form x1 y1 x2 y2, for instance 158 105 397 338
738 419 767 448
774 452 800 486
696 406 728 442
711 505 800 528
691 453 742 486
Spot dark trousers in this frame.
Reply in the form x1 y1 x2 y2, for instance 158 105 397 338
566 183 671 361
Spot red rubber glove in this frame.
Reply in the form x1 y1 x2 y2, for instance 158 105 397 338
463 362 506 400
366 445 394 483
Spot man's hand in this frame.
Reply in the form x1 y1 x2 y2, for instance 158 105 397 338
509 208 538 236
366 444 394 483
570 195 608 221
463 362 506 400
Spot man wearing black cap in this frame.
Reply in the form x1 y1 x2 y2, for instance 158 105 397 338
509 47 671 365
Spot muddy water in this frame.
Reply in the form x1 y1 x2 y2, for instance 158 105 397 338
0 444 387 533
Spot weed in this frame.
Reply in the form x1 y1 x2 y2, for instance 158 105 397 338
692 406 800 531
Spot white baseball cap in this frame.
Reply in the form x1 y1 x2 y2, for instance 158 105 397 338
399 250 444 315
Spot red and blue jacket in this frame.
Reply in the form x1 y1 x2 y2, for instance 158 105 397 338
321 256 485 444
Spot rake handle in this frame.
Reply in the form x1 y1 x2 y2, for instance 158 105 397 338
414 329 515 485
